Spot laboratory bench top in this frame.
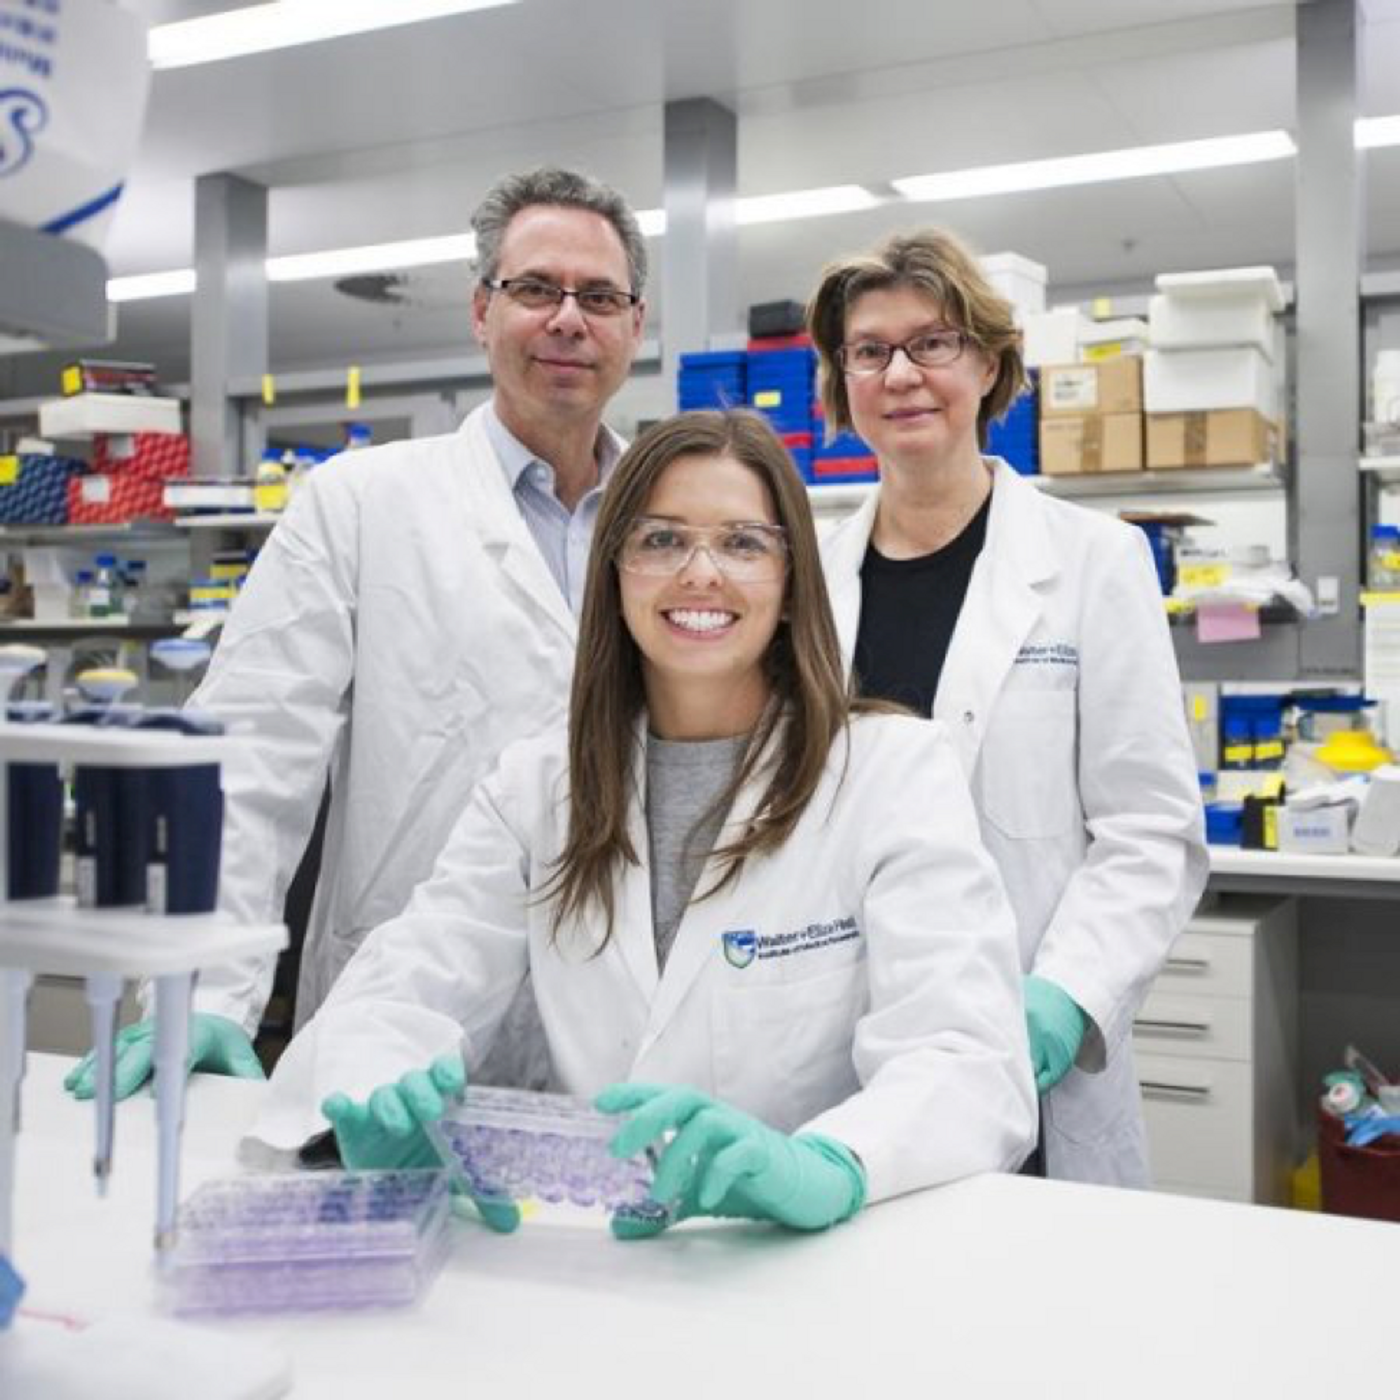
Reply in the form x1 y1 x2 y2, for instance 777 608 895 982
1208 845 1400 898
9 1054 1400 1399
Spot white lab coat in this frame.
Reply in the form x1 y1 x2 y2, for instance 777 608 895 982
821 460 1208 1187
251 714 1037 1204
187 406 607 1059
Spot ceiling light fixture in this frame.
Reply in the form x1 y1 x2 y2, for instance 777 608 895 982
738 185 880 225
892 130 1297 202
1356 114 1400 150
266 233 477 282
149 0 519 71
106 269 197 302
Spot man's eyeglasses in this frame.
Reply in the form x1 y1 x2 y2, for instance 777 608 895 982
837 330 970 376
483 277 640 318
617 518 789 581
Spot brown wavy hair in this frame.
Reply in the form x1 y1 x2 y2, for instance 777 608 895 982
546 409 855 944
807 227 1027 448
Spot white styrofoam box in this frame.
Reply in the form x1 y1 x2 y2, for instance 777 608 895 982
1148 294 1277 358
981 251 1047 316
1078 317 1148 359
38 392 182 440
1143 346 1278 416
1155 266 1284 312
1021 308 1083 367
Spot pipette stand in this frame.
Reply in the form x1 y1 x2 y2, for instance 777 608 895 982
0 723 290 1396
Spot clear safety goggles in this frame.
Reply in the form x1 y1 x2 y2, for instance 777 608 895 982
617 517 789 581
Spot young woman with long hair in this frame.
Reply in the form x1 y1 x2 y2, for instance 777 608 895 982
254 409 1034 1237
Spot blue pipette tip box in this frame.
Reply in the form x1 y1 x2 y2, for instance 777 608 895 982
161 1170 452 1316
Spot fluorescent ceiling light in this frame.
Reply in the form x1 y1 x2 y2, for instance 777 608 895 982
107 269 197 302
892 130 1296 202
738 185 880 225
267 233 477 282
1357 115 1400 150
149 0 518 71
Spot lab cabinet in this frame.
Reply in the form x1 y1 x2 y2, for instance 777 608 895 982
1134 894 1298 1204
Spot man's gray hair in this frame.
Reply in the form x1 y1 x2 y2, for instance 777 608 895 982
472 167 648 295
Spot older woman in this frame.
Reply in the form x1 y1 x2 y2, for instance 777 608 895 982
810 230 1207 1186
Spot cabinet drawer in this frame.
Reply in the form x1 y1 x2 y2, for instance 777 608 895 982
1137 1052 1253 1195
1133 989 1251 1061
1156 928 1253 999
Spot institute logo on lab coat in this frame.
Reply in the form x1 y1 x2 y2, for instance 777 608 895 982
721 929 758 969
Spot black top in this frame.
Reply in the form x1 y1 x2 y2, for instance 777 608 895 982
852 494 991 715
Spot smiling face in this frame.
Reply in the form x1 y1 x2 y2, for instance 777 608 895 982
841 284 997 475
471 203 644 440
618 452 787 739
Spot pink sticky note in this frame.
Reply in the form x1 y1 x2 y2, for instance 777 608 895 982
1195 601 1262 644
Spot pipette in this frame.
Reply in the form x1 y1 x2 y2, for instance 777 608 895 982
0 645 47 717
152 972 195 1252
82 971 123 1195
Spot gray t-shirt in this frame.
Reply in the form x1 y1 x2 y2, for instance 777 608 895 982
645 732 749 971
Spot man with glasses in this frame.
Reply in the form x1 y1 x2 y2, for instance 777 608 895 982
66 168 648 1104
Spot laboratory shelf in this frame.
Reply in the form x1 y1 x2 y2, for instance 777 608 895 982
0 522 181 545
1208 847 1400 900
1032 463 1285 498
0 616 179 636
173 513 280 531
1359 455 1400 484
0 898 284 978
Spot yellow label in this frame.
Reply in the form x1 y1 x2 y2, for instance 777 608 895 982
1223 744 1253 763
1164 598 1191 615
61 365 82 396
1081 342 1125 362
1383 551 1400 569
752 390 782 408
1180 562 1231 589
1191 695 1209 722
0 455 17 485
1263 805 1279 850
1259 774 1285 799
1361 591 1400 606
261 374 276 406
1090 296 1113 320
1254 740 1285 761
209 561 251 581
346 365 362 409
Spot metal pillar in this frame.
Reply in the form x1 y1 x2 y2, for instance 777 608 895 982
191 174 267 480
1294 0 1364 677
662 98 738 407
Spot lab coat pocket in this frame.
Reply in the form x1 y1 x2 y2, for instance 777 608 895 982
979 689 1079 839
711 960 866 1134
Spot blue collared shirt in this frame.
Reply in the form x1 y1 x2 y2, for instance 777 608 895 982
482 400 621 615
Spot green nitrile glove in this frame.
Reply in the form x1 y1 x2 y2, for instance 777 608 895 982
321 1054 519 1235
1024 974 1088 1094
64 1012 265 1101
596 1082 866 1241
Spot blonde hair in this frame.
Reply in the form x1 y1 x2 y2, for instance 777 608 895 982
807 227 1027 448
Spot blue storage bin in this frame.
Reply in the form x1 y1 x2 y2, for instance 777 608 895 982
0 454 82 524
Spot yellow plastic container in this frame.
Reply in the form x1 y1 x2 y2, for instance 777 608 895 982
1315 729 1393 774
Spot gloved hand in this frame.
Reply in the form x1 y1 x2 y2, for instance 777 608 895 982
596 1082 866 1241
321 1054 519 1234
63 1011 264 1101
1024 975 1088 1094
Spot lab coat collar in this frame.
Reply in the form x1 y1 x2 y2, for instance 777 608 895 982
824 458 1059 774
934 460 1061 772
456 407 579 643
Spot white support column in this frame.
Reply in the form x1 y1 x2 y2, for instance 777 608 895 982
662 98 739 408
191 174 268 480
1294 0 1365 677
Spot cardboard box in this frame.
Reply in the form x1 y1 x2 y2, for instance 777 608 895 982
1148 294 1277 358
1040 357 1142 417
1146 409 1279 469
1143 346 1277 415
1039 413 1143 475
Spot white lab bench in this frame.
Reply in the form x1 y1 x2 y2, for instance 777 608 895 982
9 1054 1400 1399
1208 845 1400 899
